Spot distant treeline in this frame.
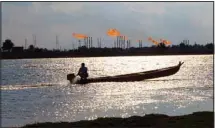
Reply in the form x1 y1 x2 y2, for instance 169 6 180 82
1 39 214 59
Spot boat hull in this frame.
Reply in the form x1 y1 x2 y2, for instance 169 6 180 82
67 61 184 84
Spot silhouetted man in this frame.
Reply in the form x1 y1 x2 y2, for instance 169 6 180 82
77 63 88 81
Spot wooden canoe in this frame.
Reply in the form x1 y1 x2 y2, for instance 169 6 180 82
67 61 184 84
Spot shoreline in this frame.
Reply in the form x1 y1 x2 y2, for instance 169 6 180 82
20 111 214 128
1 53 213 60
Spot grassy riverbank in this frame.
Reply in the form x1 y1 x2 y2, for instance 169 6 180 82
21 111 213 128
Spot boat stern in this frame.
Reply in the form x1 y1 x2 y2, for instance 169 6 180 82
67 73 75 81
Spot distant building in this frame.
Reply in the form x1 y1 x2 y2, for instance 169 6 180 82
12 46 24 52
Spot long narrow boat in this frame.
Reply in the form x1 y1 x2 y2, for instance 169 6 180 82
67 61 184 84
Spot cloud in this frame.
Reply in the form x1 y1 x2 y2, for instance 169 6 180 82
122 2 167 15
49 2 85 14
122 2 213 43
31 2 87 15
2 2 213 49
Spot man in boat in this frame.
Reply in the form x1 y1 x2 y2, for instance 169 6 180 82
77 63 89 81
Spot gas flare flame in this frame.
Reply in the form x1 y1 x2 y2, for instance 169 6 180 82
107 28 121 37
147 36 159 45
160 39 171 45
72 33 88 39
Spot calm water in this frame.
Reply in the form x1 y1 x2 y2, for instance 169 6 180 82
1 55 213 127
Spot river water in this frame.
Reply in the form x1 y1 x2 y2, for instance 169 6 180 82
1 55 213 127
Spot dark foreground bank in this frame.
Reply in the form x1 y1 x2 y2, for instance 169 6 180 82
20 111 213 128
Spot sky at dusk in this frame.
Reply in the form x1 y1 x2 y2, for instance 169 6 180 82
2 2 213 49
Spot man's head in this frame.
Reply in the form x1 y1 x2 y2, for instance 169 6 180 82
81 63 85 67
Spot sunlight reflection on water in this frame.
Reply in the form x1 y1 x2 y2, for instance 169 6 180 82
1 55 213 127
